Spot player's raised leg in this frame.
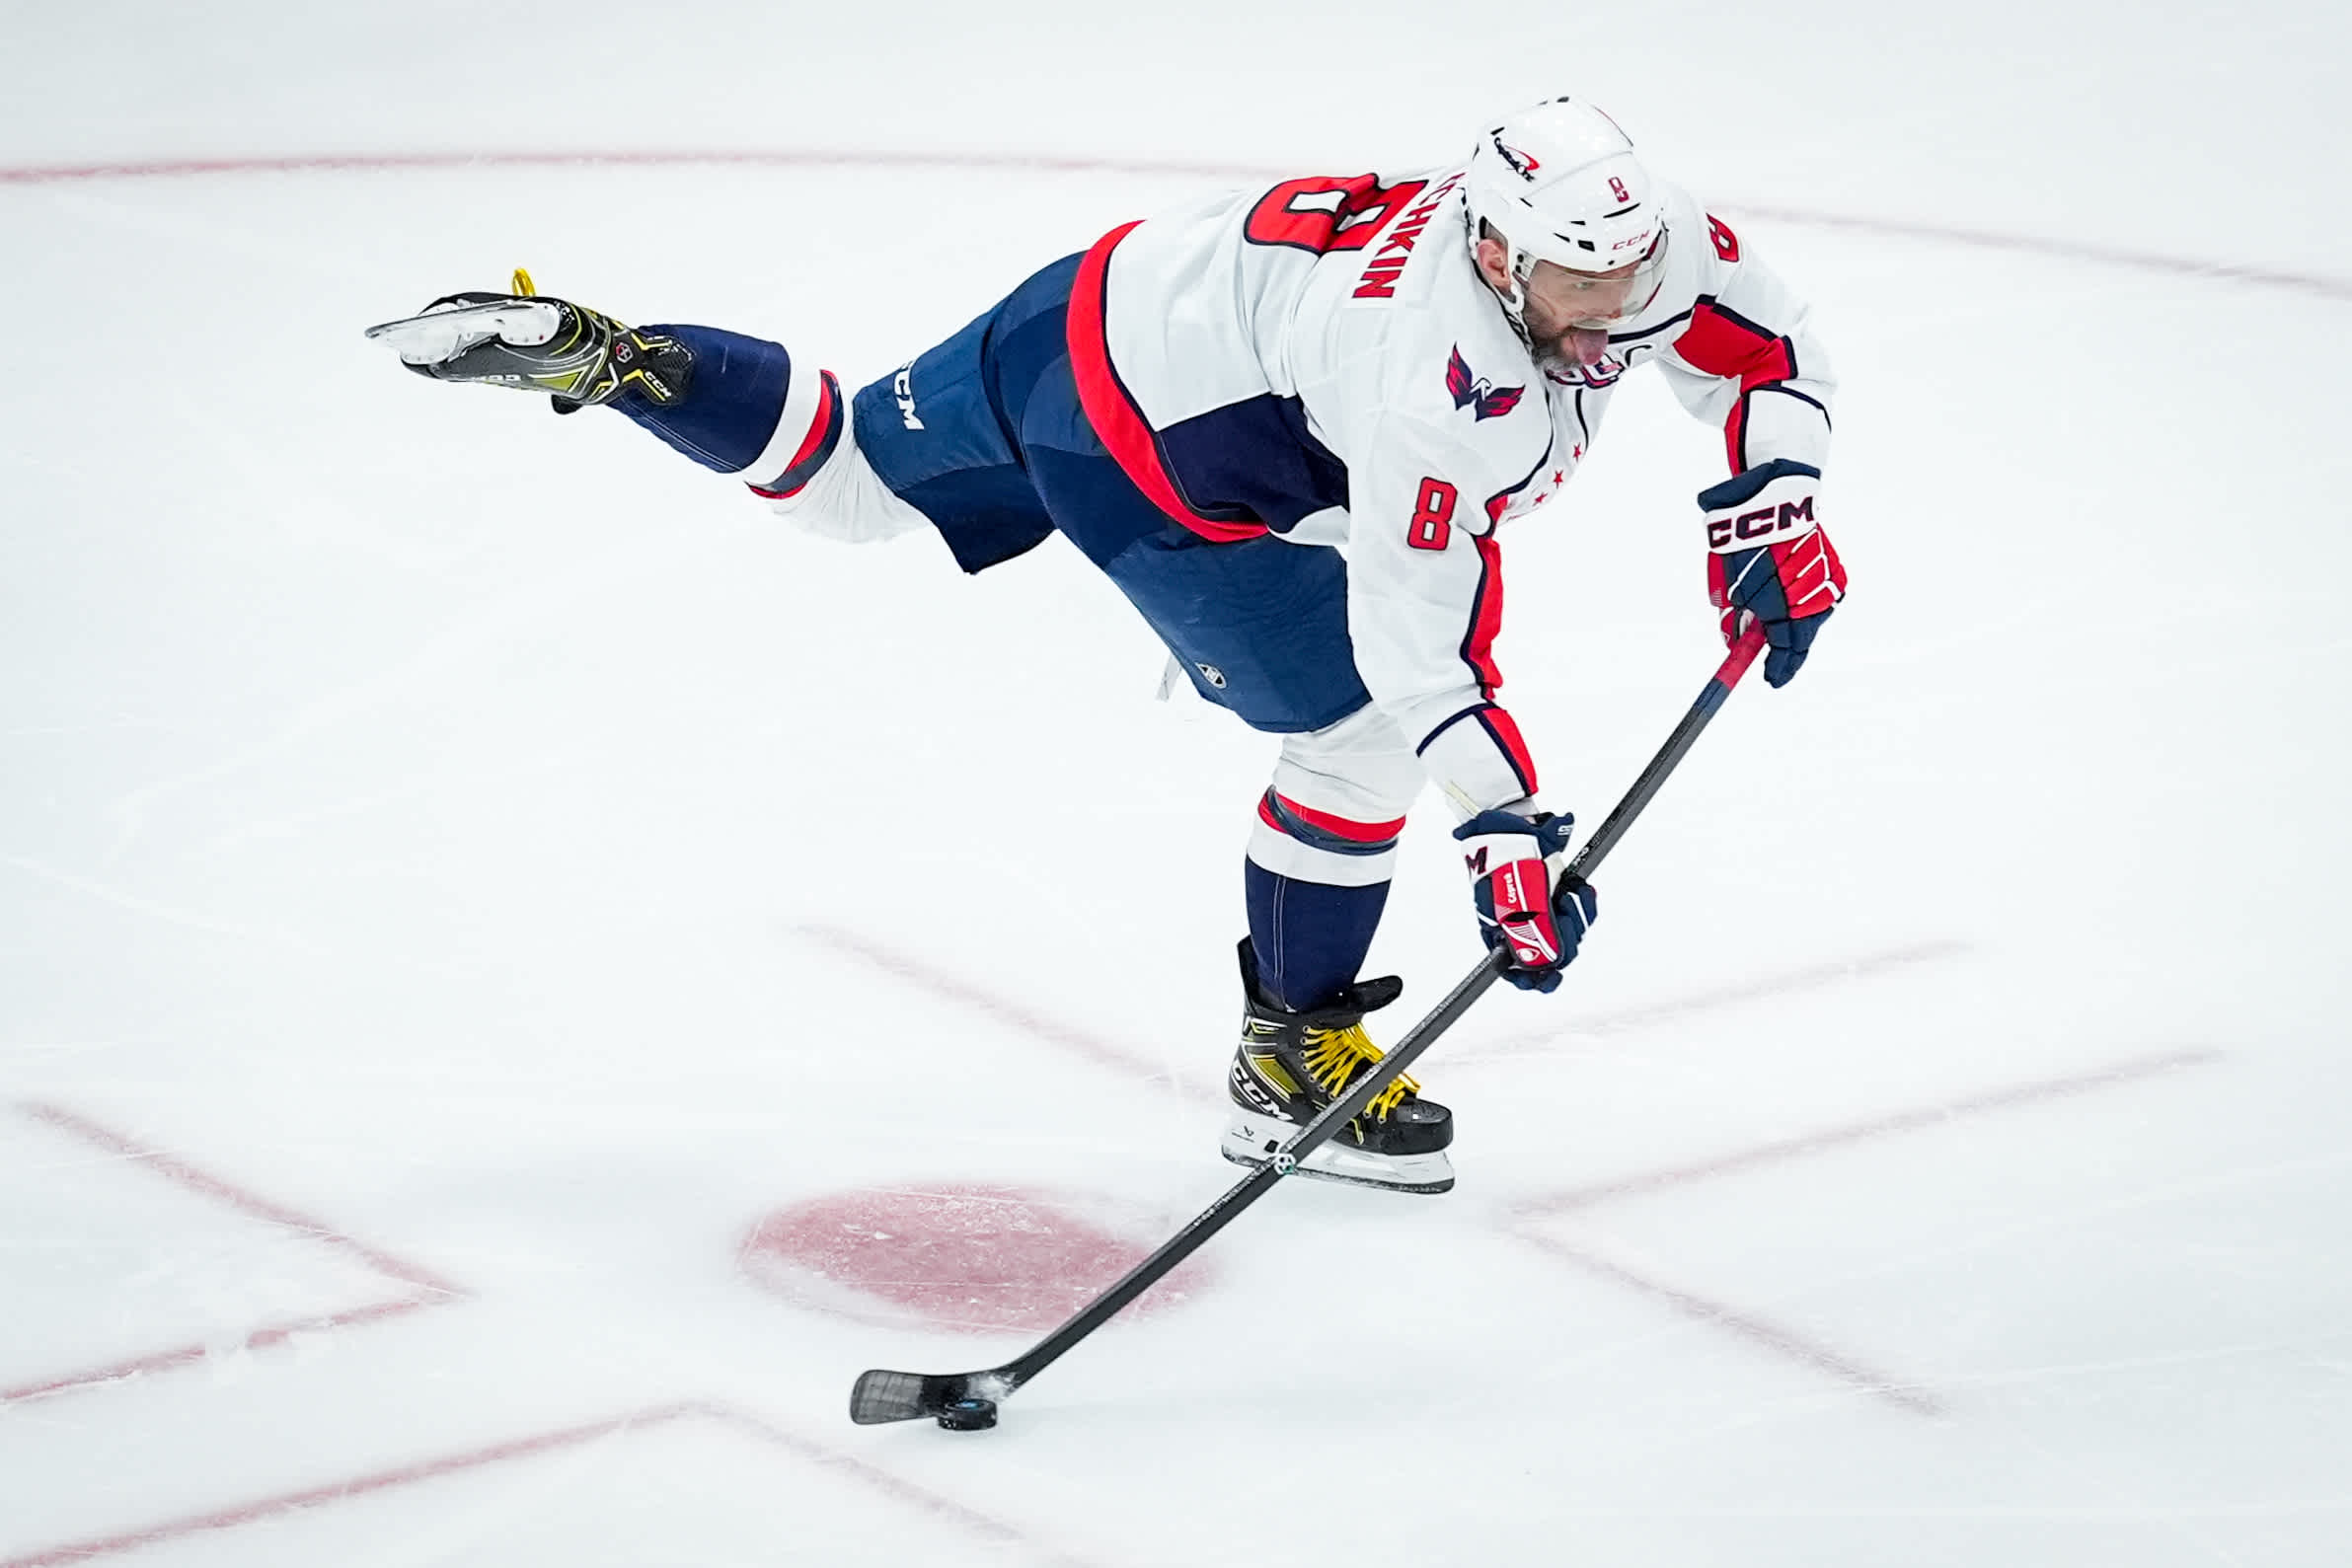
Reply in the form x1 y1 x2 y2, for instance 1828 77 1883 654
365 275 944 548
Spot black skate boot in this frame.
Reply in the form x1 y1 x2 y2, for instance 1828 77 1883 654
1221 939 1455 1194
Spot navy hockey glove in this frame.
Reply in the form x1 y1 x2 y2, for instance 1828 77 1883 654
364 269 692 413
1700 459 1849 688
1453 809 1599 993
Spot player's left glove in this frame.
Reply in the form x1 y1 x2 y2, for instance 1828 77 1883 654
1453 808 1600 993
364 269 692 413
1700 459 1848 688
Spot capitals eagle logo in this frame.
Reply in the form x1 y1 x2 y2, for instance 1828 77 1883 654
1446 346 1525 420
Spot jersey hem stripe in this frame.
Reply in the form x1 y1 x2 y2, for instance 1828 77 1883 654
1068 221 1269 545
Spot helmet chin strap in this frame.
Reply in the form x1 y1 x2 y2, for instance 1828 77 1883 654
1469 216 1542 352
1501 248 1542 346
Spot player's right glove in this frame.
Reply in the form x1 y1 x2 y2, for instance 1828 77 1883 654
1700 459 1848 687
363 269 692 413
1453 809 1600 993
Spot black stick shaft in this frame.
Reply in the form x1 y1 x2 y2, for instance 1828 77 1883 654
992 627 1770 1394
1004 948 1504 1388
1564 623 1766 882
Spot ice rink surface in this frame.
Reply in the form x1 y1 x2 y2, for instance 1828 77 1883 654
4 2 2349 1563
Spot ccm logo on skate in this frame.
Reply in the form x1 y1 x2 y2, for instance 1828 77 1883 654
1230 1066 1283 1114
1707 496 1813 549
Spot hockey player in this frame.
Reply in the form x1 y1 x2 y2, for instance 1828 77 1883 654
367 97 1845 1196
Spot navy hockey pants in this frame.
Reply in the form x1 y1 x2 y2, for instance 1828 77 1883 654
848 255 1375 736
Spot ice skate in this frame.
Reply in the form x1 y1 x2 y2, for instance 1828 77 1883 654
1220 940 1455 1195
365 269 693 411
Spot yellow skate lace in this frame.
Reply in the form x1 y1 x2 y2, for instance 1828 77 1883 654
1300 1023 1418 1120
505 267 639 402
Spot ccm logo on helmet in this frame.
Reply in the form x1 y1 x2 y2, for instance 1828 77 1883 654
1707 495 1814 549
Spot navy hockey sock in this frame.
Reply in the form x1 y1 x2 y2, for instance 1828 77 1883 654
607 324 793 474
1244 859 1390 1013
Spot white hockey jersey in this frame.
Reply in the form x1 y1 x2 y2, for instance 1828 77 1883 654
1067 166 1835 817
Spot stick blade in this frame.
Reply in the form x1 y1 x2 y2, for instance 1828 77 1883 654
850 1369 969 1425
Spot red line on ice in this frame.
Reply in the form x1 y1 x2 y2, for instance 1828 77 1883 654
0 147 1266 187
0 1298 440 1407
1452 937 1974 1063
796 922 1219 1106
0 1409 696 1568
0 1402 1104 1568
1511 1229 1945 1417
695 1403 1107 1566
17 1100 462 1296
0 147 2344 302
1518 1046 2224 1215
3 1101 468 1406
1497 1048 2224 1415
1727 200 2352 303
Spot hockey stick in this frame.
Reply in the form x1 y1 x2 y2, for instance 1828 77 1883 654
850 624 1772 1429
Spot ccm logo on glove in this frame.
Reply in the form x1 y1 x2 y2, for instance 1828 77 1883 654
1698 458 1848 688
1707 490 1814 549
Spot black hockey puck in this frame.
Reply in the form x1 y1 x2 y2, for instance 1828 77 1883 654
937 1396 998 1432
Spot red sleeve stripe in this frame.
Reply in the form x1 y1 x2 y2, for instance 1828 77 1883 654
1476 707 1540 798
1460 532 1506 694
1068 222 1267 545
1673 298 1798 389
746 369 844 499
1674 298 1798 476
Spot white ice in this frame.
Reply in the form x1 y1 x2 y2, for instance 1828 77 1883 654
3 2 2350 1564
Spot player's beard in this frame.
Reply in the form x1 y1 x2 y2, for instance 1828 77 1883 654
1532 325 1614 380
1520 294 1615 378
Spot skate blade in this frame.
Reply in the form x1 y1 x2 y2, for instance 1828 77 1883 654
363 299 563 363
1220 1116 1455 1195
